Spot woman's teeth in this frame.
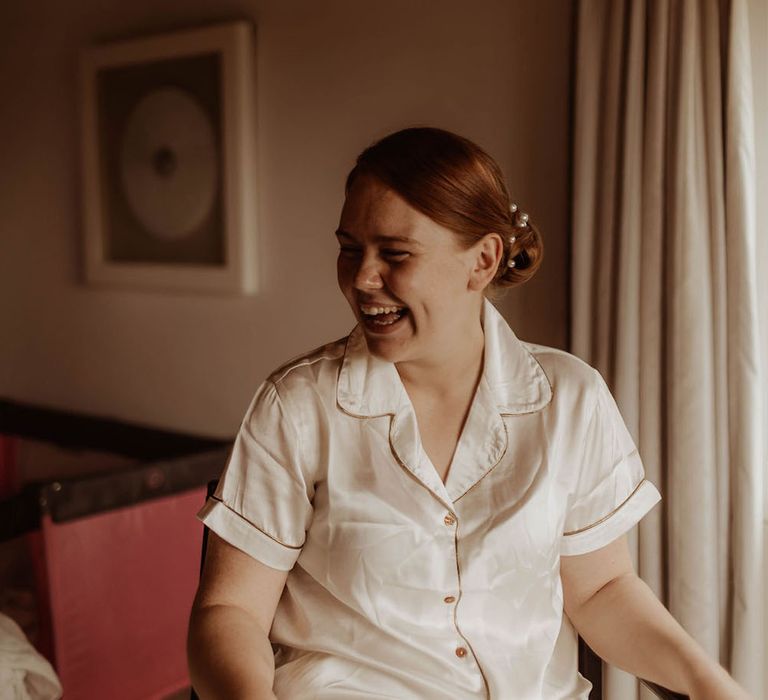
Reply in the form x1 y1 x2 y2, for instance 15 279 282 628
360 305 402 315
360 304 407 326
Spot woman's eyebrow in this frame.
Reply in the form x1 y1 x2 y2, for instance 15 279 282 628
334 229 422 246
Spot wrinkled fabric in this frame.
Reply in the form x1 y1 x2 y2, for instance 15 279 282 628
0 613 62 700
198 299 661 699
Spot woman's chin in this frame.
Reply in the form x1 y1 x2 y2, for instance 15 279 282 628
363 329 411 364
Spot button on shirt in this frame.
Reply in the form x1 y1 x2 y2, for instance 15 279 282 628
197 299 661 699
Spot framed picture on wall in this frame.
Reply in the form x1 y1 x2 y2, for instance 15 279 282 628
79 21 257 294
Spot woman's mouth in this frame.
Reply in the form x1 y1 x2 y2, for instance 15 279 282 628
359 304 409 332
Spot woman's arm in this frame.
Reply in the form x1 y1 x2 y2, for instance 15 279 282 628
187 532 289 700
560 536 752 700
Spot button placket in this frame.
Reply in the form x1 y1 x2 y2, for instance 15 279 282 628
438 510 472 670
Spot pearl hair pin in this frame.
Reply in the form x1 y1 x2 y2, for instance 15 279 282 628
507 202 532 269
509 202 529 228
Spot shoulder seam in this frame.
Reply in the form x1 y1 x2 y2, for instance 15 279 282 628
272 354 335 384
524 344 596 370
269 337 348 385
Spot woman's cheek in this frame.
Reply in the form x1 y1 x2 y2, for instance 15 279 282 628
336 257 354 291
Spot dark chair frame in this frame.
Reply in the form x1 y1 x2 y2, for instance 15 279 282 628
191 481 687 700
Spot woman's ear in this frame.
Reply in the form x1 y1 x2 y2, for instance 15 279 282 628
468 233 503 291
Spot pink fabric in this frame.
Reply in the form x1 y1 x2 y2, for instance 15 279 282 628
42 488 205 699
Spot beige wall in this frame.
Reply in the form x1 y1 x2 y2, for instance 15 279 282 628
0 0 572 438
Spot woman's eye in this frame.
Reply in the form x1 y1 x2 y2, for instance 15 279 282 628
338 246 362 258
382 250 409 260
337 246 409 261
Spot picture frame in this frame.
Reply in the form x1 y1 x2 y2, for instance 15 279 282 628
79 21 257 294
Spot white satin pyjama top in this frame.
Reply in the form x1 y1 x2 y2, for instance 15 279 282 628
197 299 662 699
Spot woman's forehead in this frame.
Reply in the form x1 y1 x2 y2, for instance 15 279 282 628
342 176 406 217
339 178 445 243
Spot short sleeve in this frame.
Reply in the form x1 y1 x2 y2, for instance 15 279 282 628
560 369 661 556
197 379 313 571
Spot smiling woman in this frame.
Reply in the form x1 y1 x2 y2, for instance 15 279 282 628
333 128 542 382
187 128 750 700
337 177 483 363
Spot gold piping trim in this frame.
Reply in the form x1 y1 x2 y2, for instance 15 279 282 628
452 521 491 699
335 334 398 419
270 336 347 385
338 404 393 420
453 418 509 504
387 417 453 510
206 495 303 549
562 479 647 537
491 341 554 416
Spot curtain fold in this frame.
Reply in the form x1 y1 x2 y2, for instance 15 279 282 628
723 0 763 686
571 1 764 698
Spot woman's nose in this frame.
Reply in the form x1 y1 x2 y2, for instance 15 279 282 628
353 257 384 290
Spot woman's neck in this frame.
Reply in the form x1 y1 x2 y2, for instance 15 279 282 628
395 320 485 400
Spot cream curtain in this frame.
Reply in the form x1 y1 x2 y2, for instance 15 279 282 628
571 1 765 698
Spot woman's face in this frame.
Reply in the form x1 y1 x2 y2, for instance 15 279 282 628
336 176 486 366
